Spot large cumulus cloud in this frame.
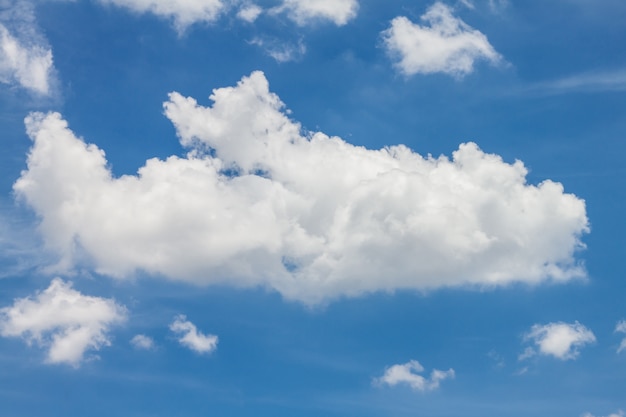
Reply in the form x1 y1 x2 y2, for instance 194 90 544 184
14 71 589 304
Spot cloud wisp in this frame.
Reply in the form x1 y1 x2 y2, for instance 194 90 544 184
0 2 55 95
14 71 589 304
374 360 455 391
0 278 126 366
521 321 596 361
170 315 218 354
582 411 624 417
381 2 501 78
615 320 626 353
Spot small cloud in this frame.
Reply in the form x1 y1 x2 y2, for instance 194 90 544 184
0 2 55 96
130 334 155 350
170 315 218 354
521 321 596 361
272 0 358 26
95 0 226 33
374 359 455 392
249 37 306 62
237 3 263 23
381 2 501 78
615 320 626 353
0 279 126 367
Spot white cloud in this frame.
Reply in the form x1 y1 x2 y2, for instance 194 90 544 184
130 334 154 350
0 278 126 366
14 71 589 304
582 411 624 417
615 320 626 353
381 2 501 77
249 37 306 62
522 321 596 360
374 360 455 391
0 20 54 95
237 3 262 23
96 0 225 32
273 0 358 26
169 315 218 354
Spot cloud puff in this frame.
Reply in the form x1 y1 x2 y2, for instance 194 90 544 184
0 279 126 366
130 334 155 350
14 71 589 304
381 2 501 77
237 3 263 23
374 360 454 391
274 0 358 26
522 321 596 360
615 320 626 353
170 315 218 354
0 21 54 95
96 0 225 32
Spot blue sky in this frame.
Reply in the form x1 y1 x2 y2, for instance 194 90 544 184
0 0 625 416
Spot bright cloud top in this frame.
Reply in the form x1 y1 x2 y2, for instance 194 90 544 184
522 321 596 361
0 279 126 366
96 0 225 32
14 71 589 304
0 24 53 94
274 0 359 26
615 320 626 353
374 359 455 391
381 2 501 77
170 315 218 354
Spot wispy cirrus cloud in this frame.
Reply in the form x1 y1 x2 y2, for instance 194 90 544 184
527 69 626 95
615 320 626 353
582 410 624 417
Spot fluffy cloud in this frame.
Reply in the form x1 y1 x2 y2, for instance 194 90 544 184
96 0 225 32
616 320 626 353
130 334 155 350
374 360 455 391
0 279 126 366
0 21 53 95
14 71 589 304
170 315 218 354
522 321 596 360
381 2 501 77
274 0 358 26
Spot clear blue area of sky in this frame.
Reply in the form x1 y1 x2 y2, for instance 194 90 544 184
1 1 625 416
